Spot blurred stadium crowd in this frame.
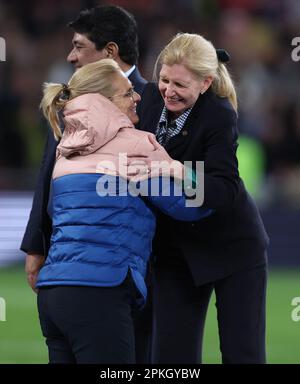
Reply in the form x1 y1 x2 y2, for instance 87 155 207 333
1 2 299 363
1 0 300 206
0 0 299 202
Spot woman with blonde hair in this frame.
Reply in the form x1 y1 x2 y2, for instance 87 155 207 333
36 58 211 363
134 33 269 363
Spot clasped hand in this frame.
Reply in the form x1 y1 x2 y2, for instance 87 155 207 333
122 135 184 182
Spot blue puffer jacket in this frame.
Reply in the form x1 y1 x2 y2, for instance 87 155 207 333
36 173 211 305
36 94 212 305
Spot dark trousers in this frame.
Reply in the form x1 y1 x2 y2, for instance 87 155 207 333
151 256 267 364
37 274 138 364
133 266 153 363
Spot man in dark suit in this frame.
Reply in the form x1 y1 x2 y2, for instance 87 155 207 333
21 5 149 362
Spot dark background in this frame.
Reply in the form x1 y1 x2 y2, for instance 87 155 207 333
1 0 300 267
0 0 299 364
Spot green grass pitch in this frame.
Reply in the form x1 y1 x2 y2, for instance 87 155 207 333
0 265 299 363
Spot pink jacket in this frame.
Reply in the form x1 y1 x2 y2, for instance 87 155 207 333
53 93 156 179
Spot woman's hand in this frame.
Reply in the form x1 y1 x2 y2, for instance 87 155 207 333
25 253 46 293
127 135 185 181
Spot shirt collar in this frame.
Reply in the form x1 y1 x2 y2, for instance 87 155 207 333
158 106 193 131
158 106 168 126
123 65 136 78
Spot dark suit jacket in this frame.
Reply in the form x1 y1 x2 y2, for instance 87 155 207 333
137 83 269 285
21 67 147 255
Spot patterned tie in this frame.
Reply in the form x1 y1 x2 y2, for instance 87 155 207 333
156 124 167 146
156 121 177 147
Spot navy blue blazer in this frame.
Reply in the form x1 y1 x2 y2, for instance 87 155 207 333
136 82 269 285
21 67 147 255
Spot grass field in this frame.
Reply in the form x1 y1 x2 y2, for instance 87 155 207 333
0 264 299 364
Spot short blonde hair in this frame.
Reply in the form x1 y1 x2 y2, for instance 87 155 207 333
40 59 122 140
154 33 237 111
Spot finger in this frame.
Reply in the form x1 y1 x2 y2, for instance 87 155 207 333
127 154 147 159
131 168 150 176
128 159 148 166
127 170 140 176
27 275 38 294
148 134 162 150
128 167 149 177
129 160 154 171
130 172 151 182
148 169 161 178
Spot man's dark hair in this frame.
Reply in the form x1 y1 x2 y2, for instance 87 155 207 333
68 5 139 66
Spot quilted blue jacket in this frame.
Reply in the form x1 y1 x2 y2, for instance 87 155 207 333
36 173 211 305
36 94 212 305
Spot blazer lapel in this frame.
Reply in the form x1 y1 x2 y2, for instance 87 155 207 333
143 102 163 134
128 67 147 95
165 126 191 155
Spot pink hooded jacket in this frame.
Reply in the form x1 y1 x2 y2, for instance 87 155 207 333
53 93 156 179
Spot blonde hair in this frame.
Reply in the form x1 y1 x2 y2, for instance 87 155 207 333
40 59 122 140
153 33 237 111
